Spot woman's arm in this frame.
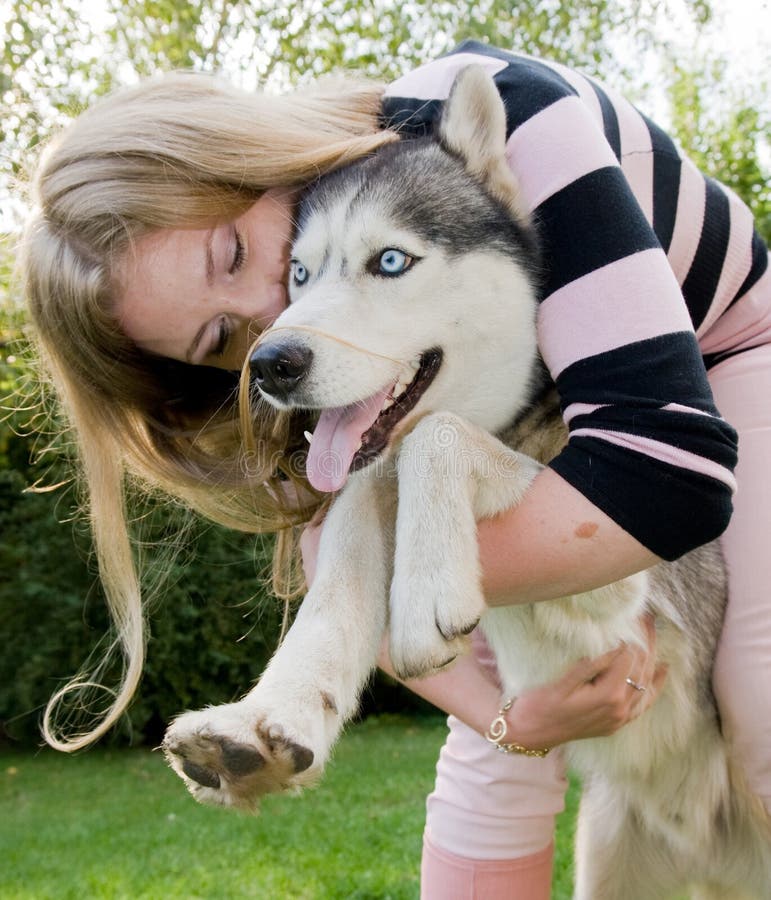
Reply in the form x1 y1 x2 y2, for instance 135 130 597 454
479 467 659 607
378 617 666 750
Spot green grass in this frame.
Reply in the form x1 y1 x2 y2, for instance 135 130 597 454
1 716 579 899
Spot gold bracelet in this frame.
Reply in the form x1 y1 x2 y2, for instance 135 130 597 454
485 698 551 758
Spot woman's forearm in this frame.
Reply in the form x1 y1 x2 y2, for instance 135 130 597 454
379 644 502 737
478 467 659 607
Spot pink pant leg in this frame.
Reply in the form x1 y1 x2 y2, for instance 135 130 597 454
421 714 567 897
709 343 771 812
425 715 568 860
421 832 554 900
420 625 567 895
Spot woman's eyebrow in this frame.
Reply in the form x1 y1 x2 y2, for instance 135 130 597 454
205 229 215 287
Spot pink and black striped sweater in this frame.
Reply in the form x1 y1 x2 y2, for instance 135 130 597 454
381 42 770 560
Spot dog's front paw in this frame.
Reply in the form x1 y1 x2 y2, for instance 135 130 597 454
388 572 483 679
162 700 320 811
388 622 474 681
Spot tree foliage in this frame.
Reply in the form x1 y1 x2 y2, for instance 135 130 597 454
3 1 768 228
664 57 770 240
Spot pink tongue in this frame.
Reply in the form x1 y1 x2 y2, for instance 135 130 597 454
306 386 391 492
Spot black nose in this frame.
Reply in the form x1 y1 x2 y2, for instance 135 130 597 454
249 341 313 401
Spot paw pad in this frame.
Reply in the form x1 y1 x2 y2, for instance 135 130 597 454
163 723 315 809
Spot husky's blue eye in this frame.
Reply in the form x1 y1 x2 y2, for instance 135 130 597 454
377 248 413 277
290 258 309 286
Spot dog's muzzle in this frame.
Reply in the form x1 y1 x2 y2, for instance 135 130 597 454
249 340 313 404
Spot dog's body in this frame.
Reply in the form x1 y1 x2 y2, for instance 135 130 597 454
164 68 771 897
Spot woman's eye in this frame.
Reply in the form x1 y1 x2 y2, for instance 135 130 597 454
212 316 230 357
290 258 309 286
229 229 246 274
372 248 414 277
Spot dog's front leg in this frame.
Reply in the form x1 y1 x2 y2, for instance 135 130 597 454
163 469 394 810
389 412 541 679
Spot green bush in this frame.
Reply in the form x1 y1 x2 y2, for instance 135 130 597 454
0 463 286 745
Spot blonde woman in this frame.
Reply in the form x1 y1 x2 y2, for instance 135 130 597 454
22 42 770 899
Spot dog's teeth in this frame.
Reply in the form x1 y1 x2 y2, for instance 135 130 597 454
386 360 419 395
381 396 395 412
304 430 313 444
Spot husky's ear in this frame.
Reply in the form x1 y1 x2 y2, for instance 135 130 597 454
438 65 528 226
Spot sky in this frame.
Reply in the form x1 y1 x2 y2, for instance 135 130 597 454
630 0 770 127
673 0 769 89
708 0 769 75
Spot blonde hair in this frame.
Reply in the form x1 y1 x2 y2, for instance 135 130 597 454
21 70 398 751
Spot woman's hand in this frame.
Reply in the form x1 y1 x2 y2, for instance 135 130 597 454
501 616 668 751
377 616 667 751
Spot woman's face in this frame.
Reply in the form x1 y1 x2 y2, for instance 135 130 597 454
116 188 295 371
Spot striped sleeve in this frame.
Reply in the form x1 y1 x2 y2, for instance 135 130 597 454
384 41 750 559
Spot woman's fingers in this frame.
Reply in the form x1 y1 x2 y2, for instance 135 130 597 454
621 616 669 719
554 615 667 729
624 615 670 715
634 613 658 688
562 645 627 688
635 662 669 717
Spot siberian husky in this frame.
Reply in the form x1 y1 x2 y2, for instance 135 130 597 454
163 67 770 897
